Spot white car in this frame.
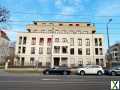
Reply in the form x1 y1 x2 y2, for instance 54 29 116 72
77 65 104 75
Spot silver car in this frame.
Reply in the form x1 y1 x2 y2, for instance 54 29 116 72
105 66 120 76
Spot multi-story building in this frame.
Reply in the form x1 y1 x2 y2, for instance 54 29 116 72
106 43 120 67
0 30 15 65
14 21 105 68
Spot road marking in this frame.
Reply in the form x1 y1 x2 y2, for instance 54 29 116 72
42 79 60 81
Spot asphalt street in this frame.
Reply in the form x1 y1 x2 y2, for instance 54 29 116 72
0 73 120 90
0 70 120 90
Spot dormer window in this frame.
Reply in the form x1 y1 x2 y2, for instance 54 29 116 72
87 24 90 27
34 22 37 25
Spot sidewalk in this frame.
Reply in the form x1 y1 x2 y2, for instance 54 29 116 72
0 69 42 76
0 68 77 76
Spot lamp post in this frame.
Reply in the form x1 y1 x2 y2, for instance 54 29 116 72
107 19 112 48
106 19 112 68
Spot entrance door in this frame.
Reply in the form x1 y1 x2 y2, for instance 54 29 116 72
54 57 60 66
21 57 24 66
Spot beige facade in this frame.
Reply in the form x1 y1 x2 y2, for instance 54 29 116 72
15 21 105 68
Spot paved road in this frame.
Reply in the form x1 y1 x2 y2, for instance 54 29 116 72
0 74 120 90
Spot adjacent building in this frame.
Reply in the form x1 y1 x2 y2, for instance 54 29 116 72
106 43 120 67
0 30 15 65
14 21 105 68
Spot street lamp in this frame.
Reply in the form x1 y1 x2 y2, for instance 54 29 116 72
106 19 112 68
107 19 112 48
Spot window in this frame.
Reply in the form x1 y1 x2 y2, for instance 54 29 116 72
38 62 42 67
99 38 102 46
76 24 79 26
18 47 21 53
69 24 73 26
115 52 118 56
31 47 35 54
39 47 43 54
62 38 68 42
23 37 27 44
78 48 82 55
34 22 37 25
22 47 26 54
46 62 51 67
95 38 98 46
31 37 36 45
86 39 90 46
47 38 52 45
99 48 103 55
96 59 99 65
78 38 82 46
19 36 22 45
92 31 96 34
62 46 68 54
70 48 74 55
100 59 104 66
87 61 91 65
86 48 90 55
55 38 59 42
30 57 34 65
47 47 51 54
70 38 74 46
59 24 63 26
21 57 25 66
78 59 83 67
17 57 20 64
39 38 44 45
54 46 60 53
95 48 98 55
27 29 31 32
87 24 90 27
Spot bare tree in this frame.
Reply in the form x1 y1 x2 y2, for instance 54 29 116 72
0 6 9 23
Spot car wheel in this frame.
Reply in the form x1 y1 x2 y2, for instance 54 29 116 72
63 71 67 75
111 71 116 76
97 71 103 76
80 71 85 76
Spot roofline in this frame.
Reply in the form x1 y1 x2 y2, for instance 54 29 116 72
32 21 94 24
17 32 104 34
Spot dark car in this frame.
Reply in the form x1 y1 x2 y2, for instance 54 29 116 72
104 66 120 76
43 67 71 75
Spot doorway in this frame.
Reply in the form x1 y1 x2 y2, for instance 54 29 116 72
54 57 60 66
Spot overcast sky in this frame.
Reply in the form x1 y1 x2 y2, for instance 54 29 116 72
1 0 120 49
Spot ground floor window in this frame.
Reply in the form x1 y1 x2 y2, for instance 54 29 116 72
38 62 42 67
30 57 35 65
96 58 104 66
61 57 68 67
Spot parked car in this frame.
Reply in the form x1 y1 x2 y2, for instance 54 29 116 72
43 67 71 75
104 66 120 76
77 65 104 75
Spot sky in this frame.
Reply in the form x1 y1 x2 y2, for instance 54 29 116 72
1 0 120 49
